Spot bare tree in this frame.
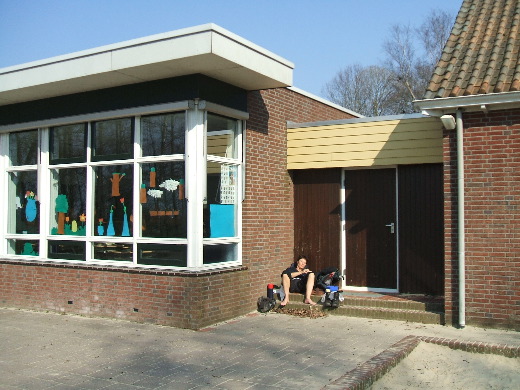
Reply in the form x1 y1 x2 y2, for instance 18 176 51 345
323 64 395 117
324 9 455 115
418 9 455 68
383 9 455 112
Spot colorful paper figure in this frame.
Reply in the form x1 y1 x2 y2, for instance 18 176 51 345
150 167 156 188
140 184 147 203
121 198 130 236
71 220 78 233
97 219 104 235
179 179 185 200
111 173 125 196
107 206 115 236
25 191 37 222
21 242 37 256
55 194 69 235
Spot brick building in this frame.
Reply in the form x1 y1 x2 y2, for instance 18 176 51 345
0 24 356 329
416 0 520 329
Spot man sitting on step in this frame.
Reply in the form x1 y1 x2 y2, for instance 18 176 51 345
280 255 316 307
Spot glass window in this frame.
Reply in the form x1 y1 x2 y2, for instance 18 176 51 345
2 107 243 268
205 163 238 238
203 243 238 264
50 168 87 236
94 242 132 262
50 123 86 164
141 162 186 238
207 113 238 159
9 130 38 166
92 118 133 161
138 244 187 267
7 239 39 256
8 171 39 234
94 165 133 237
141 112 185 156
48 240 85 261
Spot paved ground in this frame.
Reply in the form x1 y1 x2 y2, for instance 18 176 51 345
0 307 518 390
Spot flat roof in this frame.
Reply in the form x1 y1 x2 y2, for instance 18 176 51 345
0 23 294 106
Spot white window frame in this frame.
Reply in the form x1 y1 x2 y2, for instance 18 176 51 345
0 100 247 270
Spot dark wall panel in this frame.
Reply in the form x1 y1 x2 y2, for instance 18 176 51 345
292 168 341 273
398 164 444 295
0 74 247 126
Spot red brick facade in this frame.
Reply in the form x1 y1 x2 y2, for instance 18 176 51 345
444 108 520 329
0 87 352 330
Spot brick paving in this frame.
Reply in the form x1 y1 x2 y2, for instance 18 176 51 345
0 308 518 390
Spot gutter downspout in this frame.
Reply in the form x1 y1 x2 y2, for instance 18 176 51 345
456 109 465 328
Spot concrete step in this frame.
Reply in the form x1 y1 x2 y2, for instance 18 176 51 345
279 292 445 325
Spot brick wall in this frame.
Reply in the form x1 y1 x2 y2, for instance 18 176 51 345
242 88 354 311
0 87 353 329
444 108 520 329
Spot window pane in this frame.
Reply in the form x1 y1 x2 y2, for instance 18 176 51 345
203 243 237 264
50 168 87 236
7 239 39 256
207 113 238 159
205 163 238 238
141 112 185 156
9 130 38 166
50 123 86 164
8 171 39 234
48 240 85 261
141 162 186 238
92 118 133 161
138 244 187 267
94 242 132 262
94 165 133 237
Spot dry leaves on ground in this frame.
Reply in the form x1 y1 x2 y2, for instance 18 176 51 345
274 306 328 319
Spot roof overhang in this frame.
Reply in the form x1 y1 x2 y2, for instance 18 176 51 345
414 91 520 116
0 23 294 107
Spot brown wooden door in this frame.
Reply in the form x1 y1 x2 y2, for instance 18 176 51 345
293 169 341 273
345 169 397 289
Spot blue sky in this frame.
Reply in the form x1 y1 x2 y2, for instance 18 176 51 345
0 0 461 98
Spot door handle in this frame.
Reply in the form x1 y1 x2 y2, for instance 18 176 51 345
385 222 395 234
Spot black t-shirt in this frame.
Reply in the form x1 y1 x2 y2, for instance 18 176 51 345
281 265 311 280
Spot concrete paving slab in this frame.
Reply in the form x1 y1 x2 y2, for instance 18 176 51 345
0 308 518 390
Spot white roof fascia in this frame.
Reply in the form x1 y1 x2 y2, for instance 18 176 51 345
0 23 294 106
414 91 520 116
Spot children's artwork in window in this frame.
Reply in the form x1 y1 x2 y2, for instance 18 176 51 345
94 165 133 237
141 162 186 238
49 168 86 236
8 171 39 234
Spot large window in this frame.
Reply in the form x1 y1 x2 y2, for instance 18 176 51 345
0 103 244 269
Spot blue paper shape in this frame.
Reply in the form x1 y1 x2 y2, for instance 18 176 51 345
209 204 235 237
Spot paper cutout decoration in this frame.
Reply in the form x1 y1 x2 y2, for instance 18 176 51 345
179 179 185 200
97 219 104 235
150 167 156 188
121 198 130 236
111 173 125 196
107 206 115 236
21 242 38 256
25 191 37 222
140 184 147 203
209 204 235 237
55 194 69 235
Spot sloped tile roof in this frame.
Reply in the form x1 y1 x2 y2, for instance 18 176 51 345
424 0 520 99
